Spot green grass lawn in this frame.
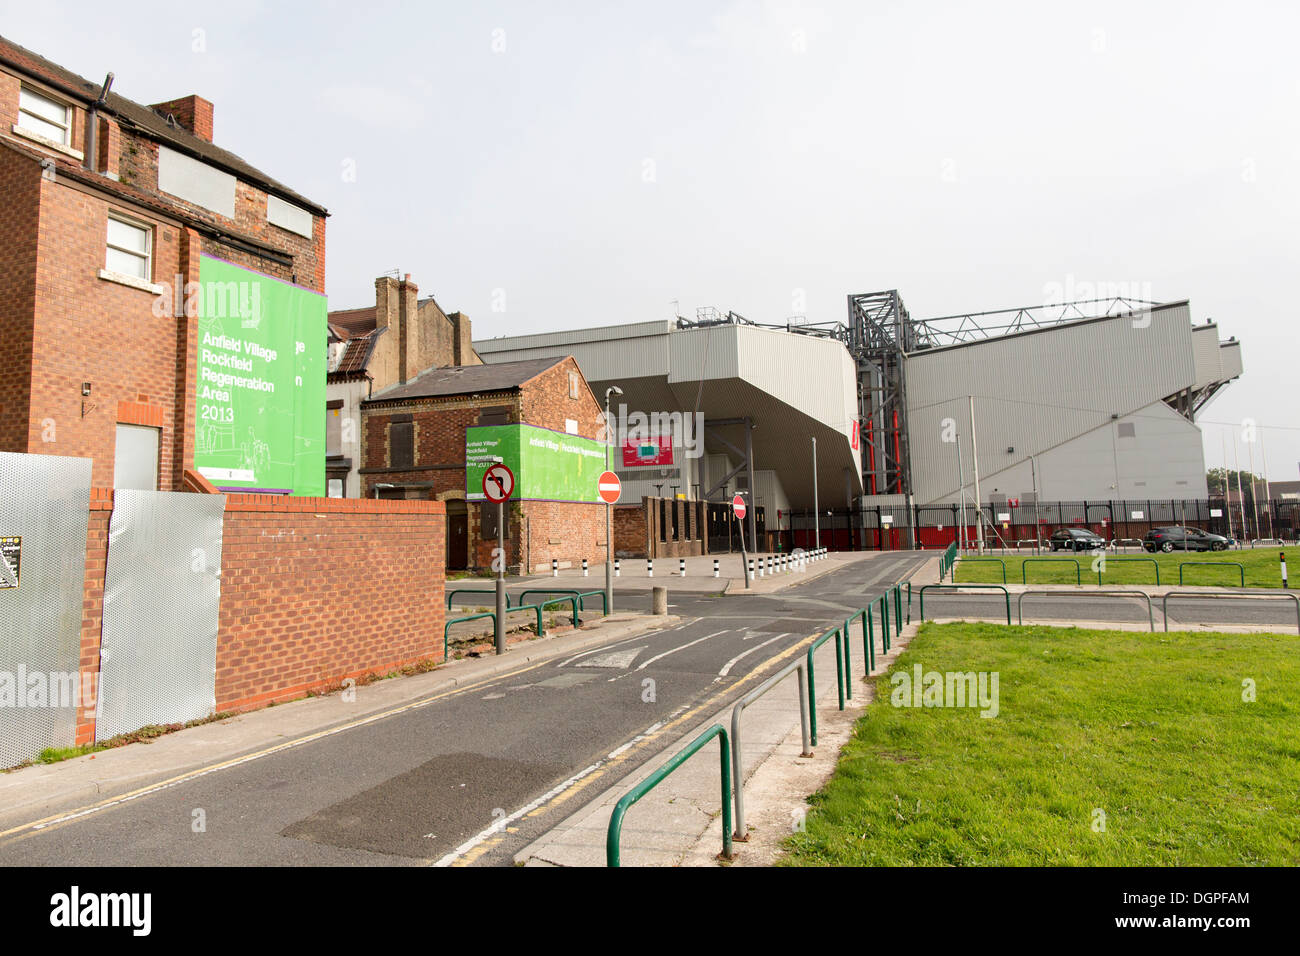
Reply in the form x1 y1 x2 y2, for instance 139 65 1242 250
953 547 1292 588
782 622 1300 866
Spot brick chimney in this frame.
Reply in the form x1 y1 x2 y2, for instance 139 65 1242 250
149 95 214 142
398 274 421 384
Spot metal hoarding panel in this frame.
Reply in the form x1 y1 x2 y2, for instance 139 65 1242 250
0 452 92 767
96 490 225 740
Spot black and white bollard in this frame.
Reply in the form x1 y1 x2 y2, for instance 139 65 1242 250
647 558 653 578
748 557 754 577
552 557 558 577
713 558 720 578
615 558 621 578
1282 551 1289 589
679 557 686 576
582 557 588 577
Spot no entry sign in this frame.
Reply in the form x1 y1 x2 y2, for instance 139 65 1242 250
482 463 514 503
598 471 621 504
732 494 747 520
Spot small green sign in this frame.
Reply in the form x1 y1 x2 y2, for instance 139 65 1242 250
467 424 606 503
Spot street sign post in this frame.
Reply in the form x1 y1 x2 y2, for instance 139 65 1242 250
482 463 514 655
598 470 621 615
733 494 750 589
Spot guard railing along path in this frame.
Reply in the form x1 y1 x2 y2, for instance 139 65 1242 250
606 570 919 862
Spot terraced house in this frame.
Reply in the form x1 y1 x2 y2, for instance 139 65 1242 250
0 35 327 490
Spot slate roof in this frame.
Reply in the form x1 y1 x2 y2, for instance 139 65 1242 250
365 357 565 403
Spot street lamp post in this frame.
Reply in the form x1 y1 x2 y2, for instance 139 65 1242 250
812 436 820 550
604 386 623 615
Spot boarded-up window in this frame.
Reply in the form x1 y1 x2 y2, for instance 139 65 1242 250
389 421 414 468
481 502 510 539
478 406 511 427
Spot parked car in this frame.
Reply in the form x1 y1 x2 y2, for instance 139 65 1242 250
1048 528 1107 552
1143 526 1229 552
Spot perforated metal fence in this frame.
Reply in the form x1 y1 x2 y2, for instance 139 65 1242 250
96 489 225 741
0 452 92 767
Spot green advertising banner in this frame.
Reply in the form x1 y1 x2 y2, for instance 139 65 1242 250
466 424 606 503
194 255 326 495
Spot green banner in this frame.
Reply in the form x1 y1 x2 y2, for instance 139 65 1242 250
194 256 326 495
467 424 606 503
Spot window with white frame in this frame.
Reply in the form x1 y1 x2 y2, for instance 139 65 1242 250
105 214 152 281
18 86 72 145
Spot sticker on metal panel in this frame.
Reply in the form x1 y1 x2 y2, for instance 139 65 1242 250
0 536 20 589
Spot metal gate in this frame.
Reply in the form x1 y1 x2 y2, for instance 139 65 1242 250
96 489 225 740
0 452 92 767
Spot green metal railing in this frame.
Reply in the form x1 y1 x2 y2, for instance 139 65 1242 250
444 612 496 658
1021 557 1082 585
1162 590 1300 634
953 557 1007 584
918 583 1012 625
519 588 590 611
606 723 733 866
806 626 845 746
446 589 511 610
939 542 958 581
1097 557 1161 586
1178 562 1245 587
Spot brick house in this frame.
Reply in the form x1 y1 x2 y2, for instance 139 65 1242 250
326 273 481 497
361 356 606 572
0 35 327 489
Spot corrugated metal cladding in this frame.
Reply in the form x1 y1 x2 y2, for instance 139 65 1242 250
1192 324 1224 387
1219 341 1243 381
473 319 862 509
475 326 671 382
905 303 1200 504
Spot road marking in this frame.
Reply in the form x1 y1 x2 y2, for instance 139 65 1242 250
433 708 688 868
452 633 822 868
575 646 646 669
0 656 559 843
634 630 729 671
556 621 691 668
717 634 787 678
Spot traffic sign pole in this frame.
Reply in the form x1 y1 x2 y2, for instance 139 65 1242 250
598 470 622 615
733 494 750 590
482 463 515 656
496 499 506 655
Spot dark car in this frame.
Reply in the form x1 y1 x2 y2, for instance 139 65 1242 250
1048 528 1107 552
1143 526 1229 553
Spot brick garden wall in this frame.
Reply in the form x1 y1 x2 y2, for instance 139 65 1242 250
74 492 445 743
613 502 649 558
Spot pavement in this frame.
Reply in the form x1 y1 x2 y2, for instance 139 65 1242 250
514 555 940 867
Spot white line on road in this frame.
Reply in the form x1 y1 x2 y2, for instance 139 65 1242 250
716 634 787 679
556 621 691 668
634 630 729 671
431 706 689 867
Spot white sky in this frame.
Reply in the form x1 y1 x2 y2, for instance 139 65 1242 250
5 1 1298 481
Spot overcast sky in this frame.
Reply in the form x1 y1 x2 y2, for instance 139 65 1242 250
6 1 1297 481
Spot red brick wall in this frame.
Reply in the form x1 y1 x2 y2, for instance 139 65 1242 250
0 147 39 453
613 502 649 557
74 492 445 742
30 172 185 489
215 495 445 712
521 499 605 573
75 488 113 744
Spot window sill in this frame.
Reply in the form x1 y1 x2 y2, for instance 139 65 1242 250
98 269 165 295
11 124 84 161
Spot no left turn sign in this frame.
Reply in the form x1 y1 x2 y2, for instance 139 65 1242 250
483 463 514 503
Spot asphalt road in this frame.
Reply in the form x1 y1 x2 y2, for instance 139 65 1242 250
0 552 928 867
